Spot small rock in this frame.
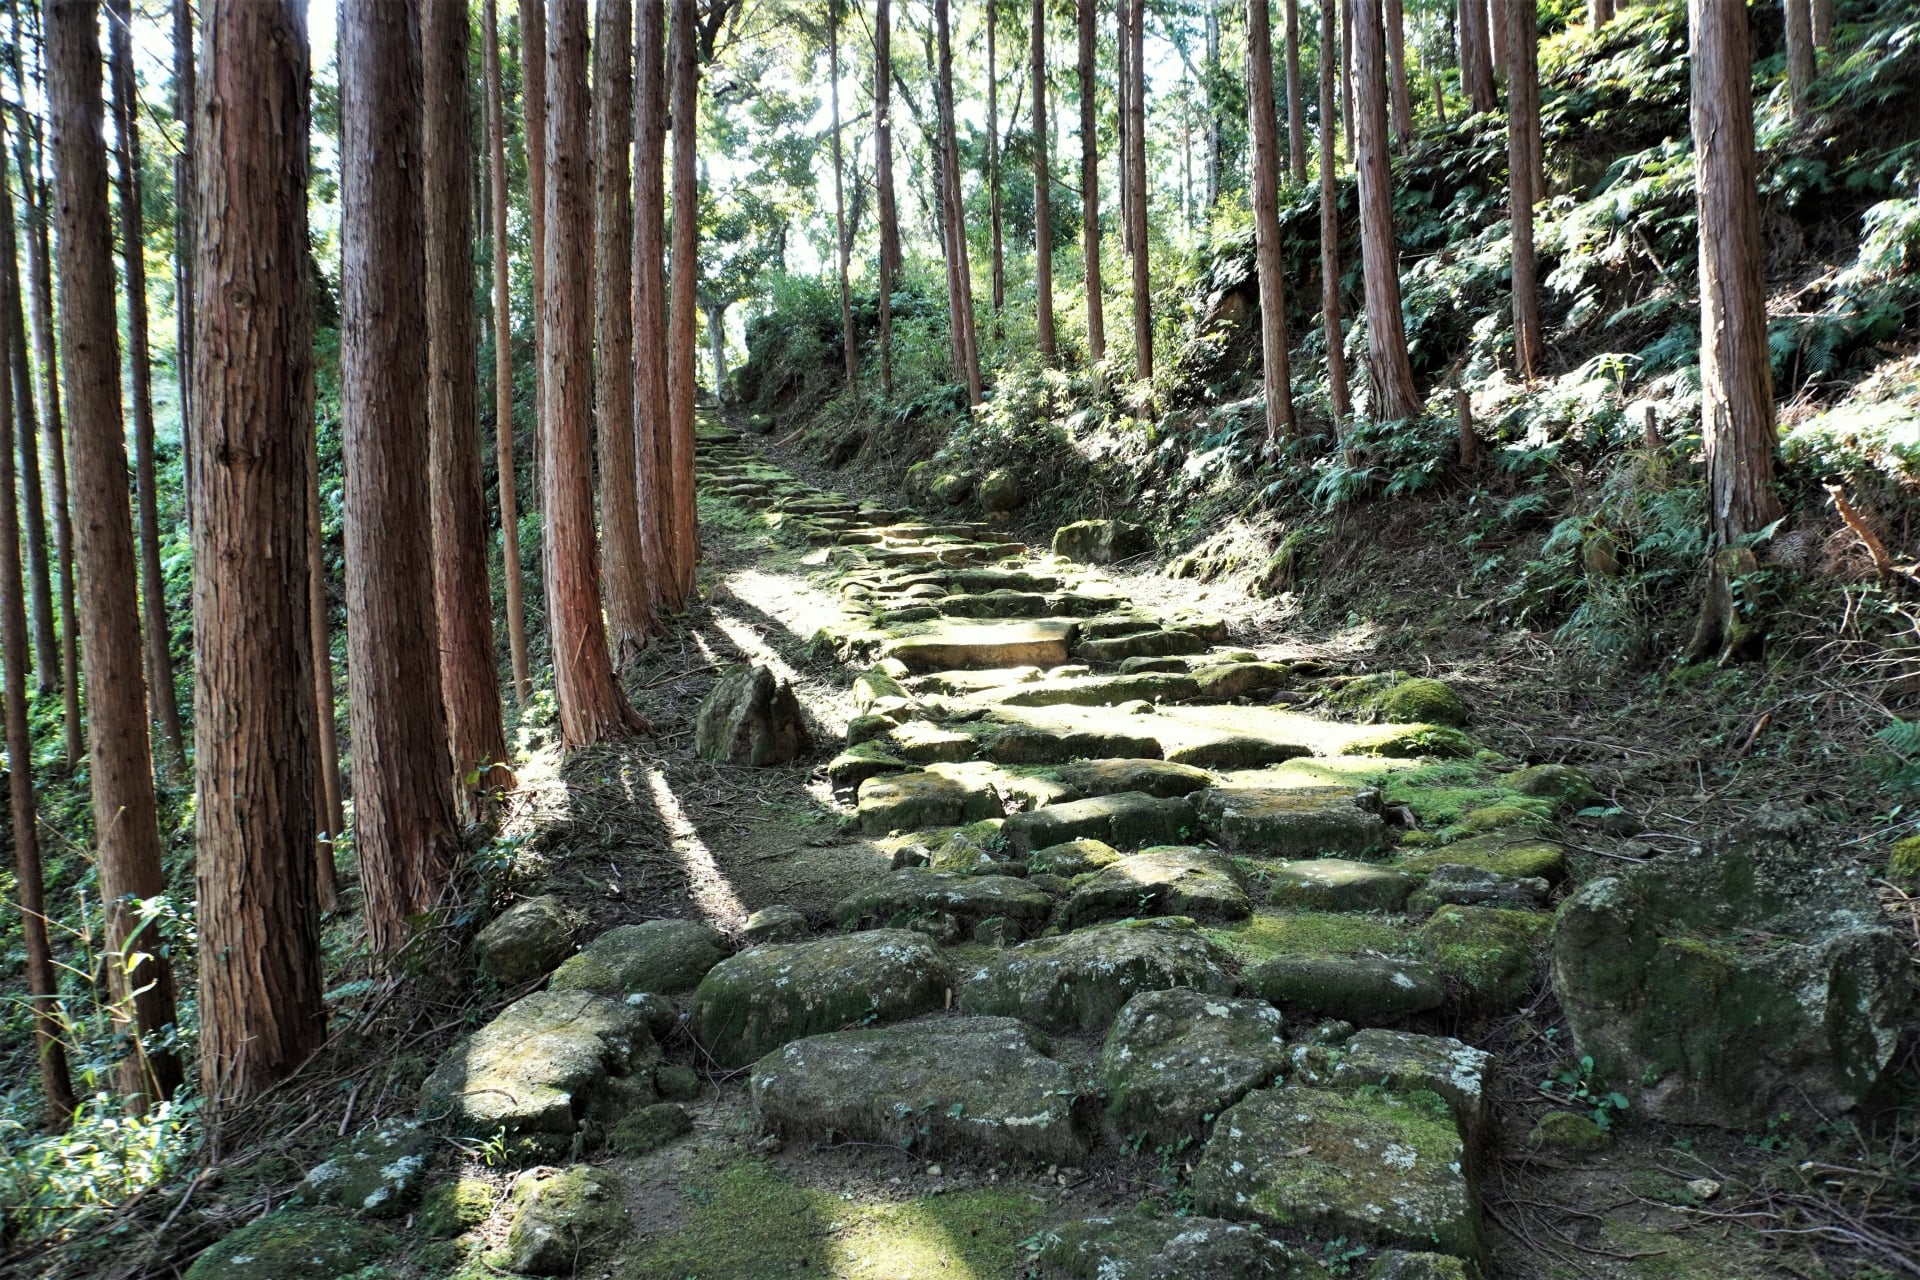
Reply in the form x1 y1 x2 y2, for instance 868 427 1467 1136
978 469 1023 512
694 664 812 766
1526 1110 1611 1154
1051 519 1152 565
1687 1177 1722 1202
300 1119 434 1218
608 1102 693 1156
654 1062 703 1101
475 895 574 986
743 904 811 944
925 1163 943 1177
501 1166 627 1275
1504 763 1603 813
418 1178 495 1238
549 919 729 997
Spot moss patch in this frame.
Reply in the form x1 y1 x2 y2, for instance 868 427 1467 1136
1421 905 1551 1009
183 1210 393 1280
1203 910 1417 966
419 1178 496 1238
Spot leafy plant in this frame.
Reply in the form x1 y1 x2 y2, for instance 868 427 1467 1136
1541 1055 1631 1131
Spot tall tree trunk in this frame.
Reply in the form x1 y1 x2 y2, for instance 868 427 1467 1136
18 119 80 769
1507 0 1542 378
519 0 547 512
424 0 513 814
1125 0 1151 378
934 0 981 402
1077 0 1105 361
1691 0 1780 546
192 0 327 1103
1320 0 1351 421
830 0 857 384
1588 0 1615 28
1205 3 1222 208
706 299 727 389
1488 0 1507 75
1249 0 1296 439
0 113 75 1126
1458 0 1496 112
46 0 183 1106
667 0 702 600
987 0 1004 316
109 0 185 776
172 0 194 528
546 0 643 745
1342 0 1355 154
1116 0 1132 257
1386 0 1414 148
875 0 898 393
306 395 343 909
1 144 55 707
338 0 464 955
483 0 531 700
593 0 652 662
635 0 674 612
1782 0 1814 117
1033 0 1057 362
1810 0 1831 49
1352 0 1420 418
1283 0 1307 182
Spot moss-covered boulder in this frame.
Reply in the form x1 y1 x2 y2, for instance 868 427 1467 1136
1165 734 1313 770
1001 793 1197 854
690 929 950 1067
421 989 658 1139
743 903 811 944
1059 846 1250 928
1244 954 1446 1021
1033 1212 1305 1278
1396 832 1568 883
1527 1110 1611 1154
857 769 1004 834
1055 758 1215 799
1052 519 1151 564
1079 630 1209 664
978 469 1024 512
1190 662 1292 702
929 471 974 504
548 919 729 997
832 869 1054 939
1191 1086 1484 1264
1502 763 1602 813
694 663 812 765
1027 837 1124 876
1290 1029 1492 1146
1552 807 1914 1125
608 1101 693 1156
957 917 1238 1031
418 1177 495 1238
1194 785 1388 857
475 895 574 986
1375 678 1469 726
1407 864 1551 913
751 1015 1088 1163
1420 905 1549 1011
927 819 1012 872
827 741 910 788
500 1165 628 1275
1262 858 1417 912
1099 988 1289 1143
183 1211 393 1280
299 1119 433 1218
1369 1252 1484 1280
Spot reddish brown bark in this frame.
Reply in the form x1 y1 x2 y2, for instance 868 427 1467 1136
667 0 702 600
1 140 56 707
1458 0 1496 111
484 0 532 699
987 0 1004 316
1386 0 1414 148
1125 0 1150 378
172 0 195 529
876 0 899 391
1783 0 1814 116
830 0 857 383
1352 0 1420 418
1507 0 1542 379
635 0 673 612
1248 0 1296 439
191 0 328 1103
47 0 183 1105
338 0 464 955
1033 0 1057 362
1321 0 1351 422
1283 0 1307 182
519 0 548 510
1077 0 1104 361
933 0 981 402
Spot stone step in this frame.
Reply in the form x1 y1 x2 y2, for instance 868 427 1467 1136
956 918 1237 1032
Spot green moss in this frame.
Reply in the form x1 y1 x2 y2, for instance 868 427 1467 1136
1377 678 1471 727
608 1103 692 1156
1890 834 1920 888
1396 832 1568 882
1346 724 1479 759
1205 911 1416 965
1527 1110 1611 1154
1420 905 1551 1009
620 1162 1046 1280
419 1179 495 1239
1447 801 1553 836
183 1210 393 1280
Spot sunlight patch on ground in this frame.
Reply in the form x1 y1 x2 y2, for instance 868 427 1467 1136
645 767 748 930
707 611 805 688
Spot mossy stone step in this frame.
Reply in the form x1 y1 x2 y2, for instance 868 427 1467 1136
994 672 1201 708
827 742 910 788
980 723 1165 765
1078 630 1208 664
956 918 1237 1032
1290 1028 1493 1147
1195 784 1389 857
856 768 1003 834
1191 1085 1485 1264
884 620 1077 672
547 918 729 997
1059 846 1251 929
1190 661 1293 701
1261 858 1418 912
935 590 1057 618
1054 757 1215 799
751 1016 1089 1163
1396 831 1569 883
1242 953 1447 1020
1033 1213 1304 1278
1098 988 1290 1143
689 930 950 1067
1000 792 1197 855
832 869 1055 940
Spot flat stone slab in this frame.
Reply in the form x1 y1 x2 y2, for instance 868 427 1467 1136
1196 785 1389 857
548 919 728 996
995 673 1200 707
1026 838 1125 877
1033 1214 1303 1278
689 930 950 1067
831 869 1054 939
884 621 1076 672
936 590 1056 618
1078 630 1208 664
1166 735 1312 769
1001 793 1197 854
827 742 909 788
1292 1029 1492 1146
857 768 1002 834
751 1016 1088 1163
886 720 979 763
1190 662 1292 701
1243 954 1446 1020
421 990 656 1137
1100 988 1289 1142
1055 758 1215 799
1192 1085 1484 1263
982 724 1165 765
1263 859 1417 911
1060 846 1250 929
957 918 1238 1031
1397 832 1569 883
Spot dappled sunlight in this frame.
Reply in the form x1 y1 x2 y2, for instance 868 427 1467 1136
705 612 804 689
643 767 748 931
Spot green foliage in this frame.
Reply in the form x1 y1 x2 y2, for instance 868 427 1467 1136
1540 1055 1631 1131
0 1092 199 1244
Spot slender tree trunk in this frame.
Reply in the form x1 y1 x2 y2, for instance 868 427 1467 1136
1352 0 1420 418
1507 0 1542 378
875 0 898 393
1488 0 1507 75
338 0 464 956
484 0 531 700
592 0 652 662
830 0 857 384
1810 0 1831 49
1249 0 1296 439
172 0 194 528
1205 4 1222 208
1386 0 1414 148
667 0 702 601
635 0 674 612
109 0 185 776
1283 0 1307 182
46 0 183 1106
1342 0 1355 154
1458 0 1496 111
1077 0 1105 361
706 300 727 389
1782 0 1814 117
987 0 1004 316
424 0 513 815
1033 0 1057 362
1125 0 1151 378
1691 0 1780 545
1588 0 1615 27
1 147 55 707
519 0 547 511
934 0 981 402
1117 0 1132 257
1320 0 1351 422
191 0 327 1103
1431 68 1447 123
546 0 643 745
306 398 342 909
17 123 80 769
0 114 75 1126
